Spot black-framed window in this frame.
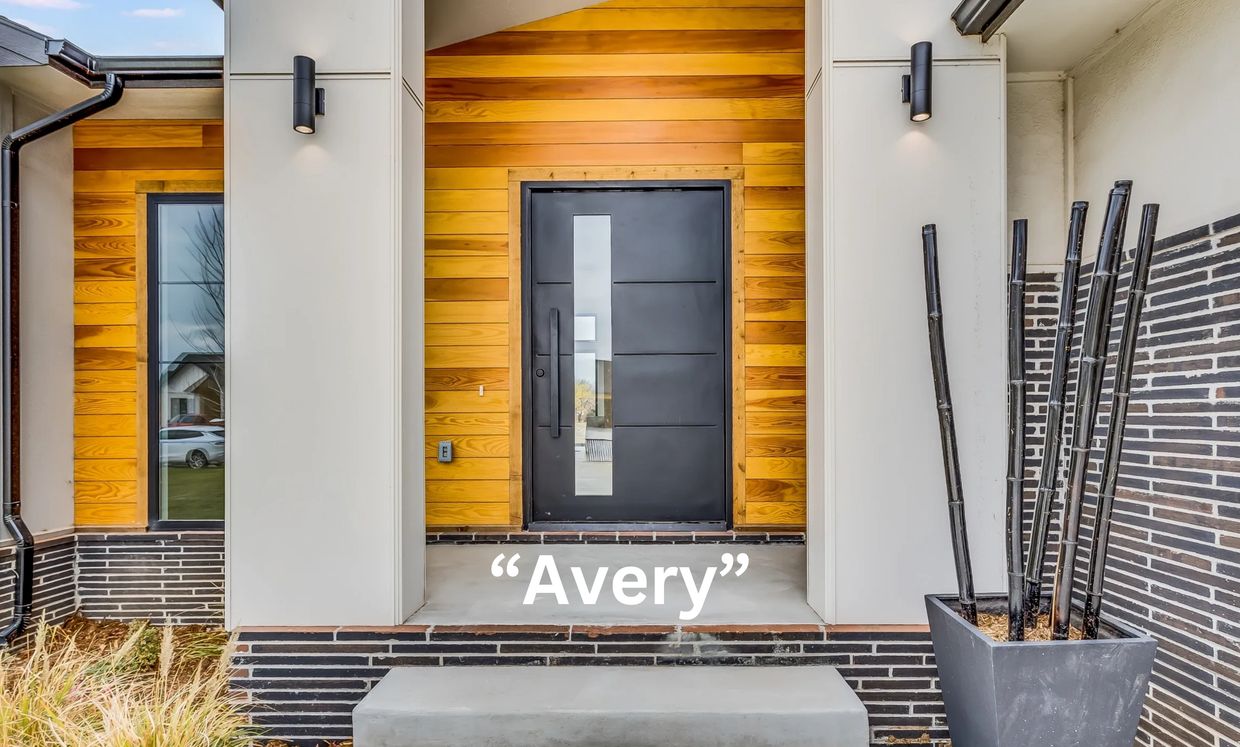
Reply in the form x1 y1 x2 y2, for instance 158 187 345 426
148 194 225 529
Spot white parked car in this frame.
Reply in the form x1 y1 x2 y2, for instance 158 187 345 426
158 425 225 469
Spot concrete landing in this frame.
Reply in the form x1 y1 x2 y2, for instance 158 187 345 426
353 666 868 747
409 544 820 625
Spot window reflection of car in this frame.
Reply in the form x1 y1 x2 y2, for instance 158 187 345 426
159 426 225 469
168 413 212 427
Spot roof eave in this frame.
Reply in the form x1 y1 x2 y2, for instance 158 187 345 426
0 17 221 89
44 39 222 89
0 16 50 67
951 0 1028 41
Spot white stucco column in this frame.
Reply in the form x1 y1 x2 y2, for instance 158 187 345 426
0 90 77 540
225 0 425 627
807 0 1007 624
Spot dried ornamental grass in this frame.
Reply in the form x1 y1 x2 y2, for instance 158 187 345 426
0 619 251 747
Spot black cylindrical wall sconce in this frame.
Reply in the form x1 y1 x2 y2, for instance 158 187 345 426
293 55 326 134
901 41 933 122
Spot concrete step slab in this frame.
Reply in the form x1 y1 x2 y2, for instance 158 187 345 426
410 544 820 626
354 666 868 747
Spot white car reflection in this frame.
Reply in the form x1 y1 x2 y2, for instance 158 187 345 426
159 425 225 469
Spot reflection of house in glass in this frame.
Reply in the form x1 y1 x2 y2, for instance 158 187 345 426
575 352 613 463
573 216 614 496
160 352 224 427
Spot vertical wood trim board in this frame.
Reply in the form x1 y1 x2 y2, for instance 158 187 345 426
72 120 224 527
427 0 806 529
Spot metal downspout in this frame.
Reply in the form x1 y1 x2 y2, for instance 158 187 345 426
0 73 124 646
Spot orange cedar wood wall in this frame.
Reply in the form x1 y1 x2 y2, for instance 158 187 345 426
425 0 806 529
73 119 224 527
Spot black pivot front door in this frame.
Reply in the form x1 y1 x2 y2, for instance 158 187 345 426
524 182 730 526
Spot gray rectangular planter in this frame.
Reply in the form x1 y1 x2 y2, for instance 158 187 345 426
926 594 1156 747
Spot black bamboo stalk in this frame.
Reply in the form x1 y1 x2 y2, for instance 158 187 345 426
1050 181 1132 640
922 224 977 625
1082 203 1159 639
1023 201 1088 626
1006 219 1029 641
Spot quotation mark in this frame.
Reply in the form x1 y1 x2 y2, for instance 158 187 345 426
491 553 521 578
720 552 749 577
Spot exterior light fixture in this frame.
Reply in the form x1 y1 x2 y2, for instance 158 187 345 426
293 55 325 134
901 42 932 123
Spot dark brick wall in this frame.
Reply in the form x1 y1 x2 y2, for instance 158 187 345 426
0 534 77 644
2 530 224 643
76 531 224 625
232 624 942 746
1023 210 1240 747
427 530 805 544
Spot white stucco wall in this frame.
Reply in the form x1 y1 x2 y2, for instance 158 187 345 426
226 0 419 627
0 89 76 540
803 0 827 618
1007 77 1067 269
1072 0 1240 250
425 0 599 50
808 0 1007 624
400 0 427 621
805 0 823 93
830 0 995 60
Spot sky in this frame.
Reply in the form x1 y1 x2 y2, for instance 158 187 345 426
1 0 222 56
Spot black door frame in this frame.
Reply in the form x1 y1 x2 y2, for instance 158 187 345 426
146 192 226 531
520 180 733 531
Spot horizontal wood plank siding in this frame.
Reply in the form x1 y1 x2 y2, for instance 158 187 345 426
72 120 223 527
427 0 805 529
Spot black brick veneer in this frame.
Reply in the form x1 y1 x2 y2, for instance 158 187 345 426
0 534 77 645
427 530 805 544
76 531 224 625
1023 210 1240 747
232 625 943 746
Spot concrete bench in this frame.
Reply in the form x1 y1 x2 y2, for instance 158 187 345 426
353 666 868 747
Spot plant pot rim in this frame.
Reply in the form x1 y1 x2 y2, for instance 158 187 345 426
925 593 1156 647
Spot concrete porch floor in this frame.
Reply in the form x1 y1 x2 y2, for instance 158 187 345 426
407 544 821 625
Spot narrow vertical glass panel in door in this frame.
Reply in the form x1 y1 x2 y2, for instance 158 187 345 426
573 215 613 496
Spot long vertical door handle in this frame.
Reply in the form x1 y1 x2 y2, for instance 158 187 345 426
549 307 561 438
